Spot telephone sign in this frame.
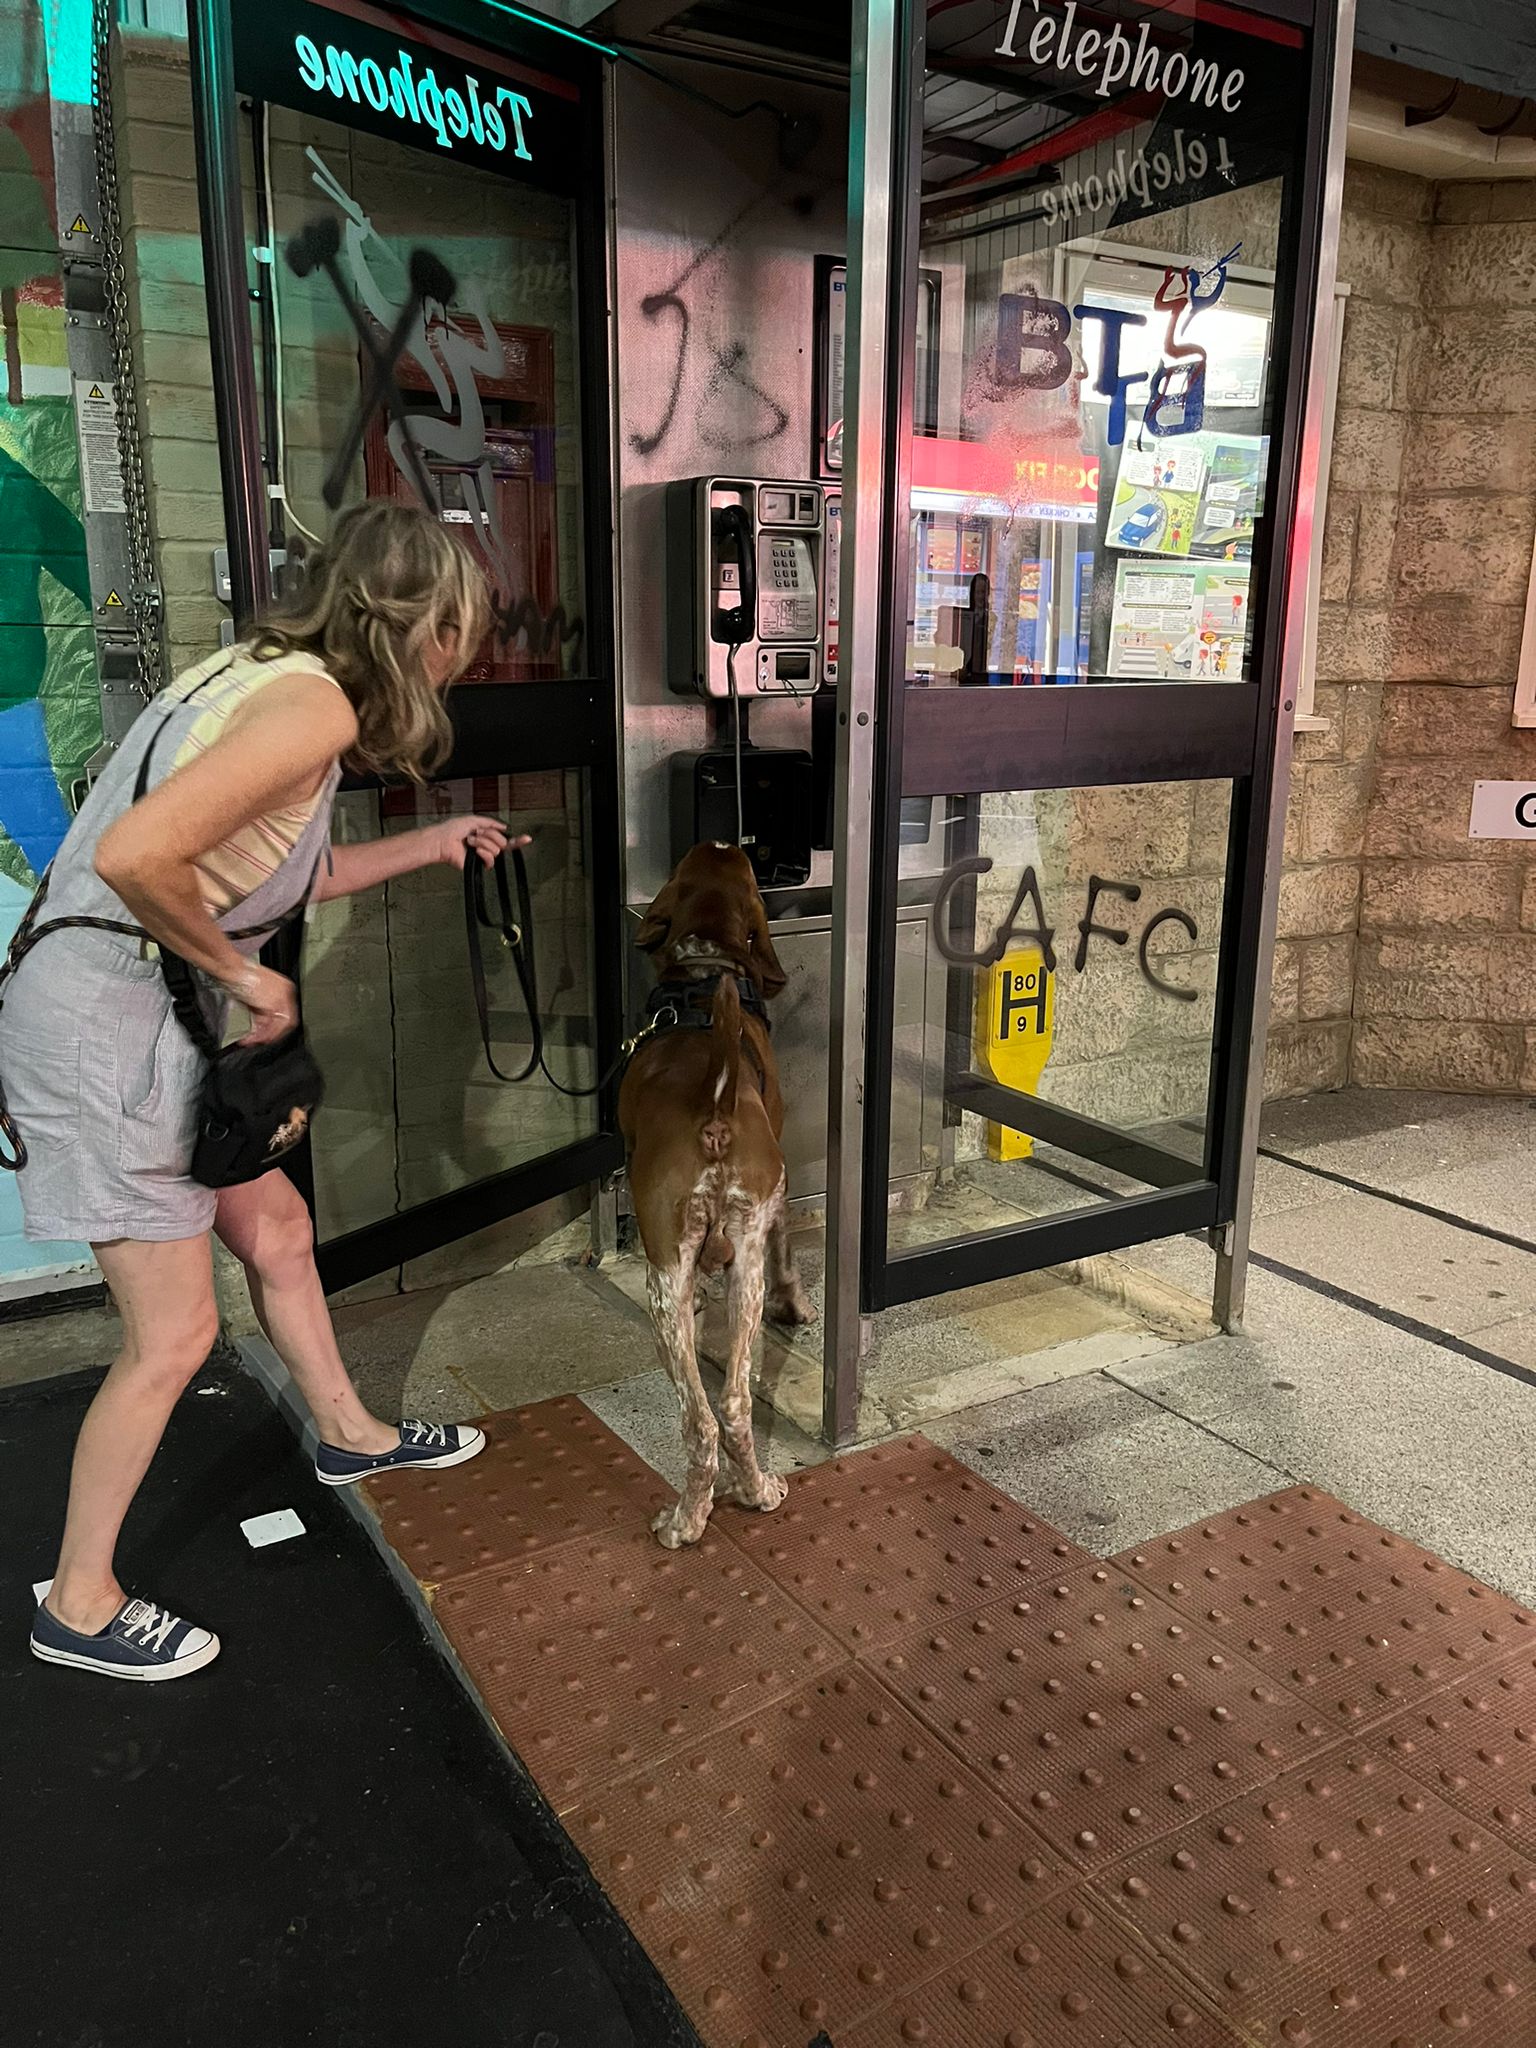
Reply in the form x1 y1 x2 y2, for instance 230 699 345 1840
975 944 1055 1162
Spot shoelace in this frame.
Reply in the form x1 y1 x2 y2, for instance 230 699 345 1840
402 1420 448 1449
117 1599 177 1652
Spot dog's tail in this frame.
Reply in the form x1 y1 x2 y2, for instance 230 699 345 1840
700 975 742 1161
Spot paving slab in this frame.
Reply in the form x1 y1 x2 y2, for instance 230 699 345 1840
873 1560 1333 1871
364 1396 669 1586
1250 1192 1536 1338
921 1370 1284 1556
0 1300 119 1392
840 1885 1245 2048
1262 1089 1536 1189
344 1398 1536 2048
583 1365 831 1497
334 1263 657 1423
1118 1488 1536 1731
1377 1644 1536 1859
431 1523 846 1814
726 1437 1092 1653
564 1666 1072 2047
1105 1745 1536 2048
1110 1265 1536 1608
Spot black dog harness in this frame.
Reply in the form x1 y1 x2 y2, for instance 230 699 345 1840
640 975 771 1091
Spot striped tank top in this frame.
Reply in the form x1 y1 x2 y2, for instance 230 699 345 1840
166 645 346 914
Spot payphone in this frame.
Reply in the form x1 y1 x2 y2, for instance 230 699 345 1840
665 476 837 889
667 476 836 699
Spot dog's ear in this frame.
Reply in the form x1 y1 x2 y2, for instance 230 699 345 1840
635 880 678 954
745 891 787 999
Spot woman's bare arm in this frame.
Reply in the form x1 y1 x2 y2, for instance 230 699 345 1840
311 816 519 901
94 672 357 995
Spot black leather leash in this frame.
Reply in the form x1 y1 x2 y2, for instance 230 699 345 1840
464 847 659 1100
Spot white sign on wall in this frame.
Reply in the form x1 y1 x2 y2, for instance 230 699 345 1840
1468 782 1536 840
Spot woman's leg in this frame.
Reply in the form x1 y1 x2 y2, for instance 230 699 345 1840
214 1170 396 1455
48 1234 222 1635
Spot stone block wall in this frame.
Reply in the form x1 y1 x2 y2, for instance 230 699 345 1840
1347 175 1536 1095
1266 163 1422 1098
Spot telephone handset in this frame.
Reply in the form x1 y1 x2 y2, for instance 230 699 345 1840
710 505 758 647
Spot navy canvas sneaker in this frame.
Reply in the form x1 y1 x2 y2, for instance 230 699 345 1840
31 1592 221 1682
314 1418 487 1487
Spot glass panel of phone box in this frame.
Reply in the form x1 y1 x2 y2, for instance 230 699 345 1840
887 1 1307 1244
913 0 1308 690
248 102 597 1242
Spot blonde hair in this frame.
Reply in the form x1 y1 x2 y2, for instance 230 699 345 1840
250 500 491 781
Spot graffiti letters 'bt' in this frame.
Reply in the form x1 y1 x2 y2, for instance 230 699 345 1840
1000 244 1242 447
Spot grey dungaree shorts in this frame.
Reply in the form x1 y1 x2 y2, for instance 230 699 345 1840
0 648 339 1245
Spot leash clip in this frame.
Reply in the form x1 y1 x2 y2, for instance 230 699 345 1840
620 1003 678 1060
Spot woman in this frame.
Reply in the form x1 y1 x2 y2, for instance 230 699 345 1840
1 500 506 1682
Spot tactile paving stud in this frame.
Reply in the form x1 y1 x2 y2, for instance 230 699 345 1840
840 1886 1244 2047
433 1524 847 1812
1108 1747 1536 2046
566 1666 1070 2046
364 1397 668 1586
875 1562 1332 1870
728 1435 1092 1653
1379 1647 1536 1855
1118 1487 1536 1728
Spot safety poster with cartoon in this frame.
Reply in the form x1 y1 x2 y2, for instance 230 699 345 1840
1107 433 1266 563
1107 559 1251 680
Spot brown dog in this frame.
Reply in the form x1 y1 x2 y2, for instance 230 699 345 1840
620 843 814 1547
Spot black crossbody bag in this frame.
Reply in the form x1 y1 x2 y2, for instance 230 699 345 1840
0 670 324 1188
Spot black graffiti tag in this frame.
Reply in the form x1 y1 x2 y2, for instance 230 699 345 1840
932 856 1199 999
627 189 791 459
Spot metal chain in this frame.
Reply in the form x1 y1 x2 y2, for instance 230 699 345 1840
91 0 164 700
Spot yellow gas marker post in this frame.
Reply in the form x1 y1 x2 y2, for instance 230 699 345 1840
975 944 1055 1161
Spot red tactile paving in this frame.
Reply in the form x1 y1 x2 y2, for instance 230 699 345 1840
432 1523 847 1812
840 1887 1245 2048
1379 1647 1536 1855
1117 1487 1536 1728
728 1437 1092 1653
873 1561 1332 1871
1106 1746 1536 2046
566 1666 1071 2046
372 1406 1536 2046
363 1396 668 1585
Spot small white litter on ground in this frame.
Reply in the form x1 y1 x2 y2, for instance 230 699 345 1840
240 1508 306 1549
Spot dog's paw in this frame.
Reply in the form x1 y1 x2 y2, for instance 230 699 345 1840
717 1470 789 1515
767 1287 817 1328
652 1499 710 1548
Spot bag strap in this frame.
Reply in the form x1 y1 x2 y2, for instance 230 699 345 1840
136 654 324 1055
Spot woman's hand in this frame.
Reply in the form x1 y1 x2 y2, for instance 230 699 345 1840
228 965 299 1046
429 815 527 871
